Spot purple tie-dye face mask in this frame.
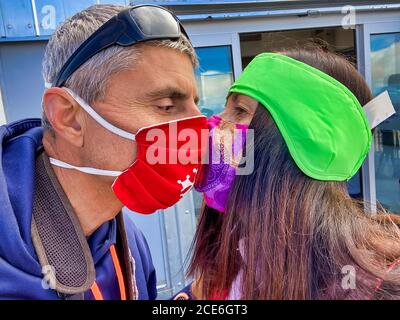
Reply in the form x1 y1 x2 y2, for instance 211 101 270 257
195 115 249 213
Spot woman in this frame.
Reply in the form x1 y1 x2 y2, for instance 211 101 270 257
182 48 400 300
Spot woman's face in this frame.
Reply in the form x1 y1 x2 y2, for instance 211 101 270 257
196 93 258 213
219 93 258 125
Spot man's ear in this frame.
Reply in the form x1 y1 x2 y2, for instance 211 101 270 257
42 88 84 147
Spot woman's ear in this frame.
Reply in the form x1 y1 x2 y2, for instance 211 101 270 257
42 88 84 147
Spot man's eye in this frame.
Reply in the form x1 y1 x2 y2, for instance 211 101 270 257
157 105 175 112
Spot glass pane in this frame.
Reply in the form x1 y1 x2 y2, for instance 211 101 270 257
371 32 400 213
193 45 234 215
195 46 234 117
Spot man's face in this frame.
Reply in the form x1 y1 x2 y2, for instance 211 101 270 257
82 44 201 176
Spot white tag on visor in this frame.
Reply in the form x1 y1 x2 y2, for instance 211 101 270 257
363 91 396 129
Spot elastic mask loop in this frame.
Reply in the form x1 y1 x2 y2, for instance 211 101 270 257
62 87 136 141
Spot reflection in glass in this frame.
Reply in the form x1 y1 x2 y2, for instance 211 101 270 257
371 32 400 213
193 46 235 215
195 46 234 117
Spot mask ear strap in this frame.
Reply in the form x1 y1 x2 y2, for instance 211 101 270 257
363 91 396 129
62 87 136 141
49 158 123 177
44 82 52 89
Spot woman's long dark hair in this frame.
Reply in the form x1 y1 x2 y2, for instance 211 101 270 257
188 47 400 300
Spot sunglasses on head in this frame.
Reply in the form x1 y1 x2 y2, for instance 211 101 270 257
53 5 190 87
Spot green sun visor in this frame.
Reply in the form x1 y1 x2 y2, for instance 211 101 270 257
229 53 372 181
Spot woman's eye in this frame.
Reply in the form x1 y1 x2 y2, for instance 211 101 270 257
234 106 247 115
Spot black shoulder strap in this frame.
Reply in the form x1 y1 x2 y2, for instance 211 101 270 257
31 151 95 299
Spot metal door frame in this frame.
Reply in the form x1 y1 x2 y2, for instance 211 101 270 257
358 21 400 213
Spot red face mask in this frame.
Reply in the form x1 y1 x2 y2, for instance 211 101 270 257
112 116 208 214
49 88 208 214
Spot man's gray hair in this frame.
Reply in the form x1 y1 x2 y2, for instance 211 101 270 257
42 4 197 131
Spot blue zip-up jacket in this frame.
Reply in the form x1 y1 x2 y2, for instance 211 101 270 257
0 118 157 300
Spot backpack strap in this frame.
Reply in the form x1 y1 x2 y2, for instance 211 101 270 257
31 150 95 299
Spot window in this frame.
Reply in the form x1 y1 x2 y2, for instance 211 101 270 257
371 32 400 213
195 46 234 116
193 45 235 215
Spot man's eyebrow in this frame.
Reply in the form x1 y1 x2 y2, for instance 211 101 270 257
146 87 200 104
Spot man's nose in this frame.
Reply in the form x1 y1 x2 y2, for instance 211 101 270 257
185 99 202 117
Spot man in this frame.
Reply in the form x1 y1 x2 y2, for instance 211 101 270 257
0 4 203 300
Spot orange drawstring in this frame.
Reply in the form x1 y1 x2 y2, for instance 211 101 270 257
90 281 104 300
110 244 127 300
90 244 127 300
